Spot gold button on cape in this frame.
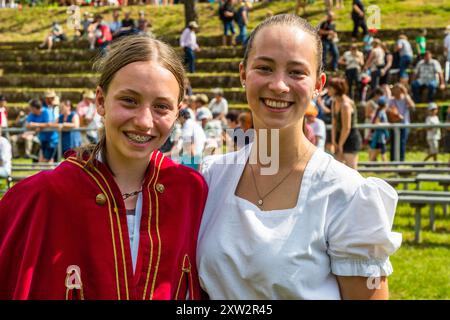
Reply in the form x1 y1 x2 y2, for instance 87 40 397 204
156 183 165 193
96 193 107 205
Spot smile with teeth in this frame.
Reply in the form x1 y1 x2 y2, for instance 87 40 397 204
125 132 153 144
262 98 293 109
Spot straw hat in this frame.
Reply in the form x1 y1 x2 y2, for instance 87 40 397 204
83 90 95 100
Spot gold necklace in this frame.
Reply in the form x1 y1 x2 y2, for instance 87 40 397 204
248 143 311 207
122 189 142 200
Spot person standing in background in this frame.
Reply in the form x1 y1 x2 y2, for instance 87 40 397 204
180 21 201 73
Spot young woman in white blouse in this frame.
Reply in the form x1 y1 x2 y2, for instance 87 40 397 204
197 14 402 300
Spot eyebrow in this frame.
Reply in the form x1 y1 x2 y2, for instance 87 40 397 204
116 89 176 103
116 88 141 96
253 56 311 69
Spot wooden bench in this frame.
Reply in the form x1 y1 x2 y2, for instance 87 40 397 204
415 174 450 216
398 195 450 243
358 167 449 175
359 161 449 168
383 177 417 190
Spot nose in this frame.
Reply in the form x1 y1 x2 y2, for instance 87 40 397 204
267 72 290 94
134 107 154 131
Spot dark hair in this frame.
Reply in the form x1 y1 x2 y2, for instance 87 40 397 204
28 98 42 110
179 108 191 119
328 77 348 96
372 87 384 98
225 110 239 123
242 14 323 76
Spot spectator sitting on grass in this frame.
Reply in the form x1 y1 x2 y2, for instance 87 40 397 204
411 51 445 103
109 9 122 39
38 21 66 52
208 88 228 123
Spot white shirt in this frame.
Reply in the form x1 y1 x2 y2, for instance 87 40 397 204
444 34 450 60
0 136 12 176
342 50 363 71
180 118 206 156
85 103 103 139
0 107 8 127
197 145 402 299
208 97 229 115
309 118 326 150
180 27 199 51
425 115 441 140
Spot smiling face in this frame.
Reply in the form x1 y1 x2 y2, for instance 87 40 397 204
96 60 180 165
239 25 325 130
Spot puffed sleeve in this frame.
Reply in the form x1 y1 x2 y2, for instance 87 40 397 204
200 155 218 186
326 177 402 277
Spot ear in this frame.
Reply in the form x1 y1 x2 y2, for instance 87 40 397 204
96 86 106 117
239 62 246 87
315 72 327 93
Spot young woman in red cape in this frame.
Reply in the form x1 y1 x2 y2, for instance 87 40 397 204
0 35 208 300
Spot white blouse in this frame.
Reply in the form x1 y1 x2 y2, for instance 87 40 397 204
197 144 402 300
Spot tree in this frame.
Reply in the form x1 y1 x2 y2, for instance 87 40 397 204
183 0 198 27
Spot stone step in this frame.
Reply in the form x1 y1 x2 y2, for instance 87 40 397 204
0 58 242 73
0 26 447 50
0 73 242 88
0 87 247 104
0 47 246 62
0 39 447 63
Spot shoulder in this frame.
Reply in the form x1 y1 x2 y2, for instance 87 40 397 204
312 150 365 195
201 145 248 186
160 153 208 192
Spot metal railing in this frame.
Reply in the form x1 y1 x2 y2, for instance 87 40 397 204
325 122 450 161
2 123 450 162
2 127 97 162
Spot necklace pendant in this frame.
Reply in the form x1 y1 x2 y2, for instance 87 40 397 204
257 199 263 206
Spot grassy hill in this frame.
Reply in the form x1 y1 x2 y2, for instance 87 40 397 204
0 0 449 42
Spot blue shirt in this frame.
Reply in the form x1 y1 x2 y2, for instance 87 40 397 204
27 107 59 145
389 98 413 124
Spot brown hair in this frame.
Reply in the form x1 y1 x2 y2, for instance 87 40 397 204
328 77 348 96
76 34 186 168
242 14 323 76
238 111 253 131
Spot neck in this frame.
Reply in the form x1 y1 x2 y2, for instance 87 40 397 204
253 120 311 170
105 149 149 194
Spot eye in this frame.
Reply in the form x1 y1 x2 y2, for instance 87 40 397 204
255 65 272 72
154 104 170 110
289 70 306 78
120 96 138 106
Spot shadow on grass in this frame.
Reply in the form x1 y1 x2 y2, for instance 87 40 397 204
400 241 450 249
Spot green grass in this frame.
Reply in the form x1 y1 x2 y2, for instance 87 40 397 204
357 150 450 299
0 1 450 42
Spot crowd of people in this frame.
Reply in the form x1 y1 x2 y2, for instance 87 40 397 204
38 9 152 51
1 1 449 179
0 89 103 174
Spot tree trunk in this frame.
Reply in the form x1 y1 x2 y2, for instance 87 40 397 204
183 0 198 27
